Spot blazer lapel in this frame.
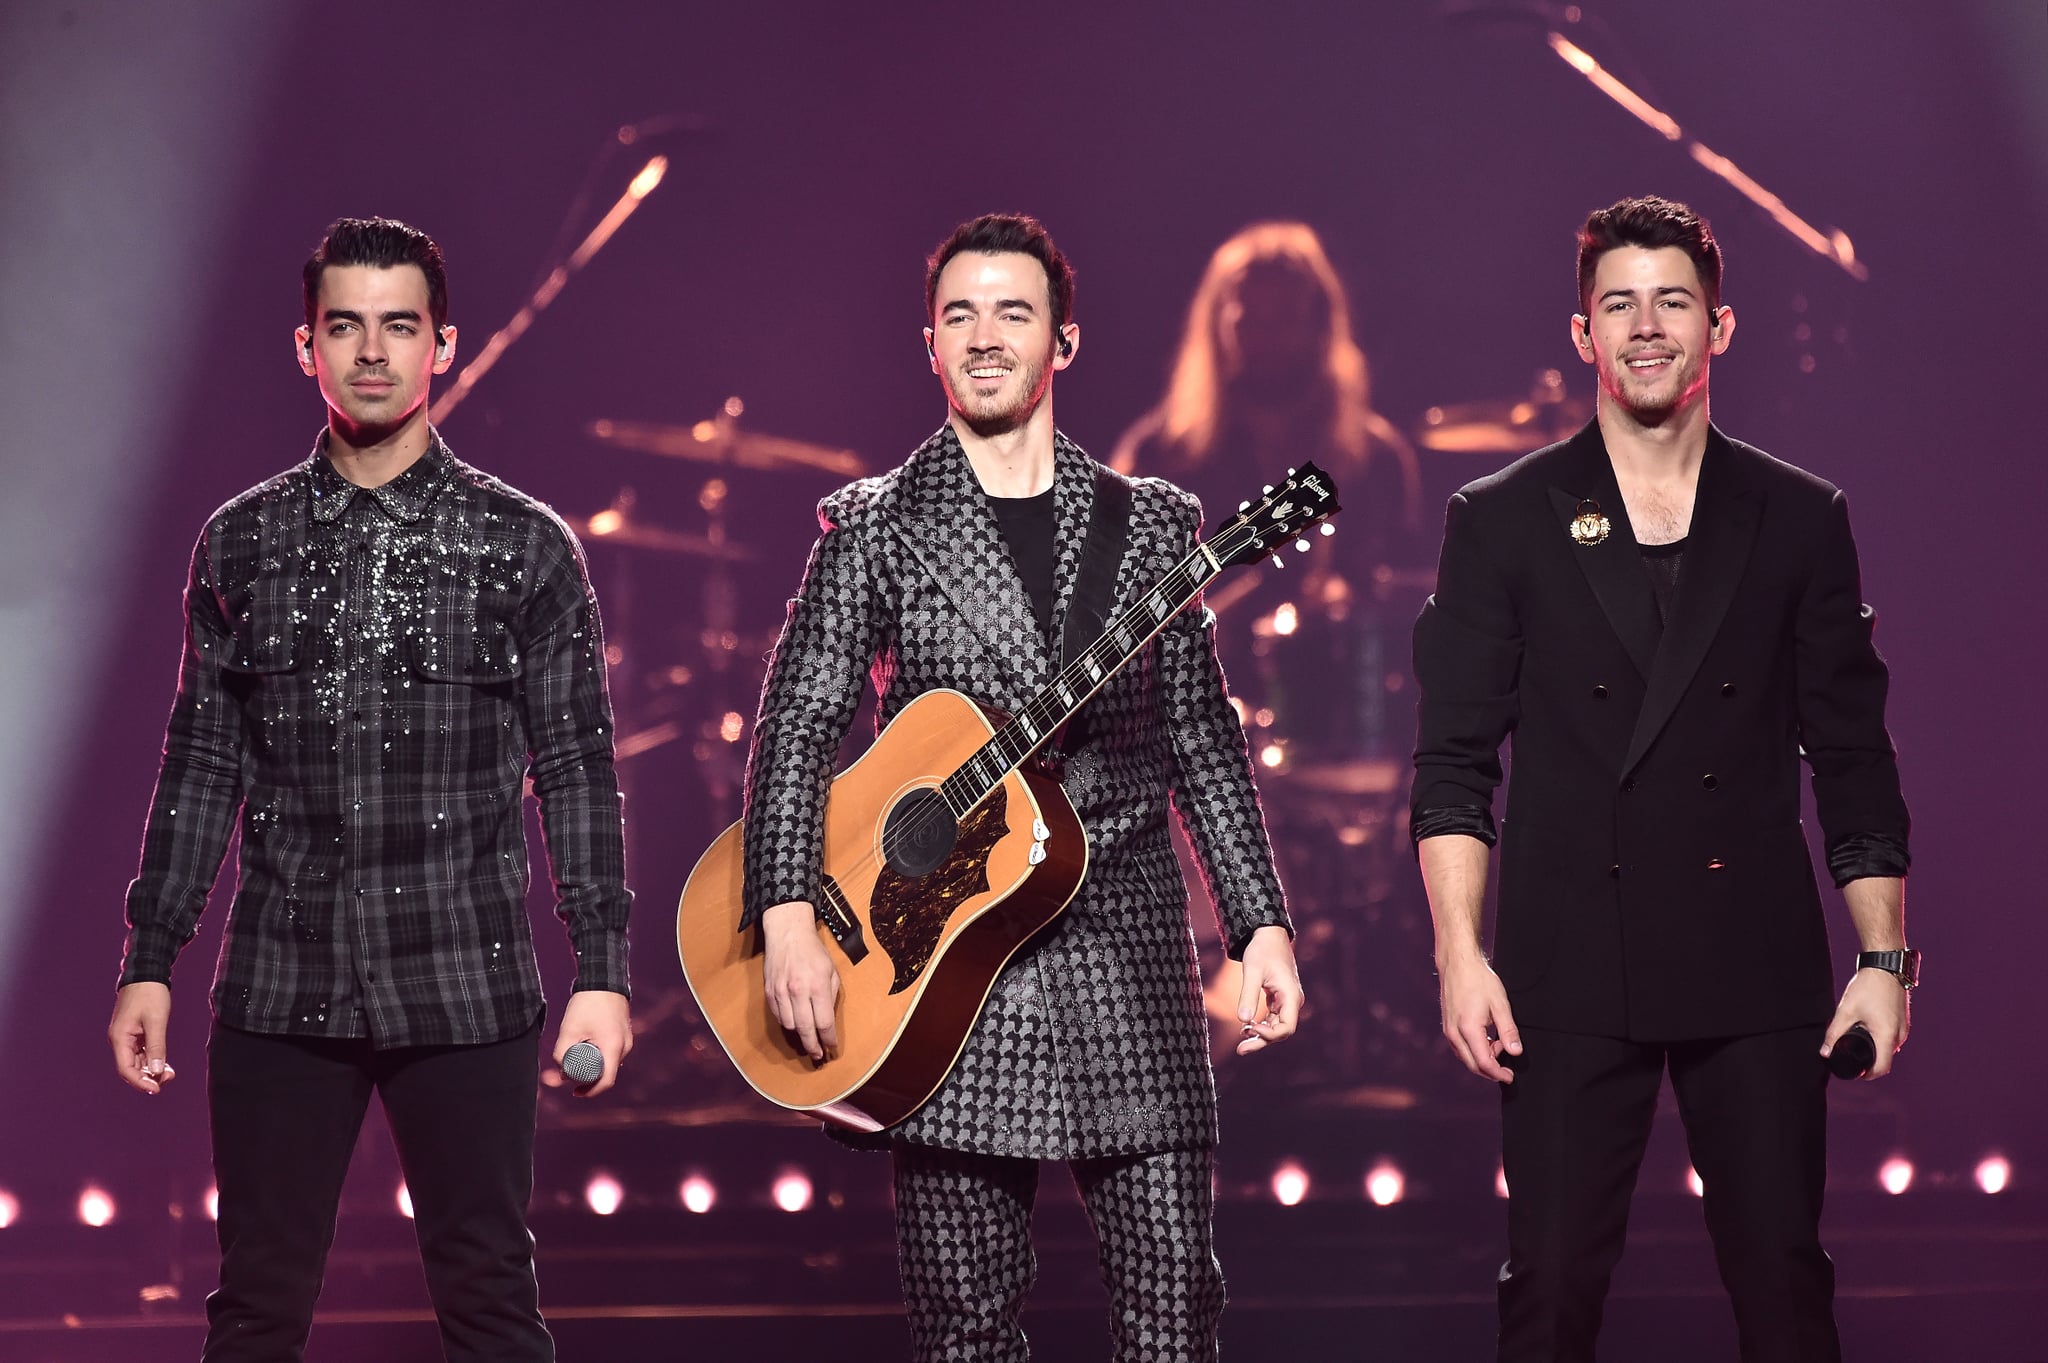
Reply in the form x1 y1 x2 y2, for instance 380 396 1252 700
1046 433 1100 650
1549 423 1662 681
889 426 1052 701
1621 427 1762 776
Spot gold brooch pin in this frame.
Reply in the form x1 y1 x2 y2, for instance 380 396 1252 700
1570 498 1611 547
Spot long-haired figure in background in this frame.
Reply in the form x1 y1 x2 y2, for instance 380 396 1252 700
1112 221 1422 562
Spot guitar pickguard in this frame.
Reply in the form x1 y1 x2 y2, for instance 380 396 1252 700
870 784 1010 995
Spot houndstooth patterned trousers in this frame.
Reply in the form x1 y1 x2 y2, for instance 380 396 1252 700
892 1143 1226 1362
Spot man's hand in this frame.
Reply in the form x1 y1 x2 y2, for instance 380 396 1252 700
109 982 175 1096
762 901 840 1062
1439 948 1521 1084
1235 925 1304 1056
1821 968 1910 1080
554 989 632 1098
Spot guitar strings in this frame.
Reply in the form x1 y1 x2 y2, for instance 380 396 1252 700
844 504 1288 885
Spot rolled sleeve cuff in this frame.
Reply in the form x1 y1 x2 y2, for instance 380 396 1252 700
1825 831 1910 888
570 930 632 998
1412 804 1499 851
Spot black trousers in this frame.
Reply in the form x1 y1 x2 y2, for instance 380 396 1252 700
892 1144 1226 1363
202 1018 552 1363
1497 1025 1838 1363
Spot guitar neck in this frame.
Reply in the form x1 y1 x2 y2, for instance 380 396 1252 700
934 543 1224 817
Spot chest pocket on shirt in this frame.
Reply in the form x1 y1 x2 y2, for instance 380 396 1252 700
408 613 521 686
223 605 301 674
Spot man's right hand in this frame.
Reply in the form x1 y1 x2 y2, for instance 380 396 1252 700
1438 949 1522 1084
761 901 841 1061
109 981 175 1096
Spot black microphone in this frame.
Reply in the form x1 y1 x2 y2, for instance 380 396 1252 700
1826 1023 1876 1080
561 1040 605 1085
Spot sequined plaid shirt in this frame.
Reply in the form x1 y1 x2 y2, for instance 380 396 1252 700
119 432 631 1047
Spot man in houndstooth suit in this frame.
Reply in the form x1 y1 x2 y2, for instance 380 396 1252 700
739 213 1305 1361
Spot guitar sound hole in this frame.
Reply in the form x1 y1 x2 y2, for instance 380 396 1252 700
882 790 959 878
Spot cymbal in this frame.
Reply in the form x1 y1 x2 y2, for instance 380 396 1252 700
1273 758 1405 796
589 404 864 477
571 509 756 561
1416 370 1591 454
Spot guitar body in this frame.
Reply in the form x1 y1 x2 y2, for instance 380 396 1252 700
676 688 1090 1132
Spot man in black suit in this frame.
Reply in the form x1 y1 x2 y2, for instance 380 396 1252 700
1410 195 1914 1363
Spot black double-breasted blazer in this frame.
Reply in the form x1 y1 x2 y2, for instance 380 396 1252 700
740 426 1290 1158
1411 422 1909 1041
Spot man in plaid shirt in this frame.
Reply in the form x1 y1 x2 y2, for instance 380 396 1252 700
107 217 632 1363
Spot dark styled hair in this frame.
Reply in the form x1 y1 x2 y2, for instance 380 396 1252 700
1576 195 1722 312
924 213 1075 332
302 217 449 332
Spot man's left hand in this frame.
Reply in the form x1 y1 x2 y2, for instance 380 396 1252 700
554 989 633 1097
1821 969 1909 1080
1235 925 1304 1056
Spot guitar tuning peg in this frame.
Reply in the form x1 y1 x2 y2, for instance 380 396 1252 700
1270 553 1285 568
1320 522 1336 536
1295 539 1310 552
1239 501 1252 512
1286 467 1296 476
1262 485 1274 495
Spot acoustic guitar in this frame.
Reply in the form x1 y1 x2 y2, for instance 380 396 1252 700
675 464 1341 1132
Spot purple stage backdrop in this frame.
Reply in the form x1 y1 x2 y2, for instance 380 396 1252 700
1 1 2042 1358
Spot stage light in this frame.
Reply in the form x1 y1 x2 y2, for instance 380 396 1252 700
1686 1166 1704 1197
204 1184 219 1222
584 1173 624 1216
0 1189 17 1228
772 1170 813 1213
1273 603 1299 636
720 711 745 743
1974 1156 2011 1196
396 1183 415 1219
1364 1163 1405 1207
1270 1162 1310 1207
78 1186 116 1227
680 1175 716 1214
1495 1165 1509 1199
1879 1158 1914 1195
1259 743 1285 769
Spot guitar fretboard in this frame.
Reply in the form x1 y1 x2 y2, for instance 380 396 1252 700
934 546 1221 818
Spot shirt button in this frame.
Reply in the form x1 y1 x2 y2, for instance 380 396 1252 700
1608 863 1622 879
1706 858 1726 871
1592 684 1608 700
1702 774 1719 791
1721 682 1737 697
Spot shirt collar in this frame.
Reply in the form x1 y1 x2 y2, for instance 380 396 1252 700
308 429 455 524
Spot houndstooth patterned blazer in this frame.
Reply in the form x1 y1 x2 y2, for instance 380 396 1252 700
739 424 1291 1159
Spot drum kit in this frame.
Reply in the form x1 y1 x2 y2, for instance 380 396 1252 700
584 374 1585 1104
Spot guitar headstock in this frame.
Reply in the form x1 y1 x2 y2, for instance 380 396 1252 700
1211 462 1342 569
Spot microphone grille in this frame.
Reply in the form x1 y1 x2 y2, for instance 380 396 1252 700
562 1041 605 1084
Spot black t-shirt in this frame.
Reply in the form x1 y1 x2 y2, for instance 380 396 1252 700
986 486 1059 635
1640 536 1687 627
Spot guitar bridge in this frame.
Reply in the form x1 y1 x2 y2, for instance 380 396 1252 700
818 875 869 964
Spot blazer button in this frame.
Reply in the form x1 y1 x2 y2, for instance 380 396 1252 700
1621 777 1637 792
1706 858 1726 871
1608 863 1622 879
1592 684 1609 700
1702 774 1719 791
1721 682 1737 697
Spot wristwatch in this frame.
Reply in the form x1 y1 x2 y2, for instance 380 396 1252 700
1856 949 1921 990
